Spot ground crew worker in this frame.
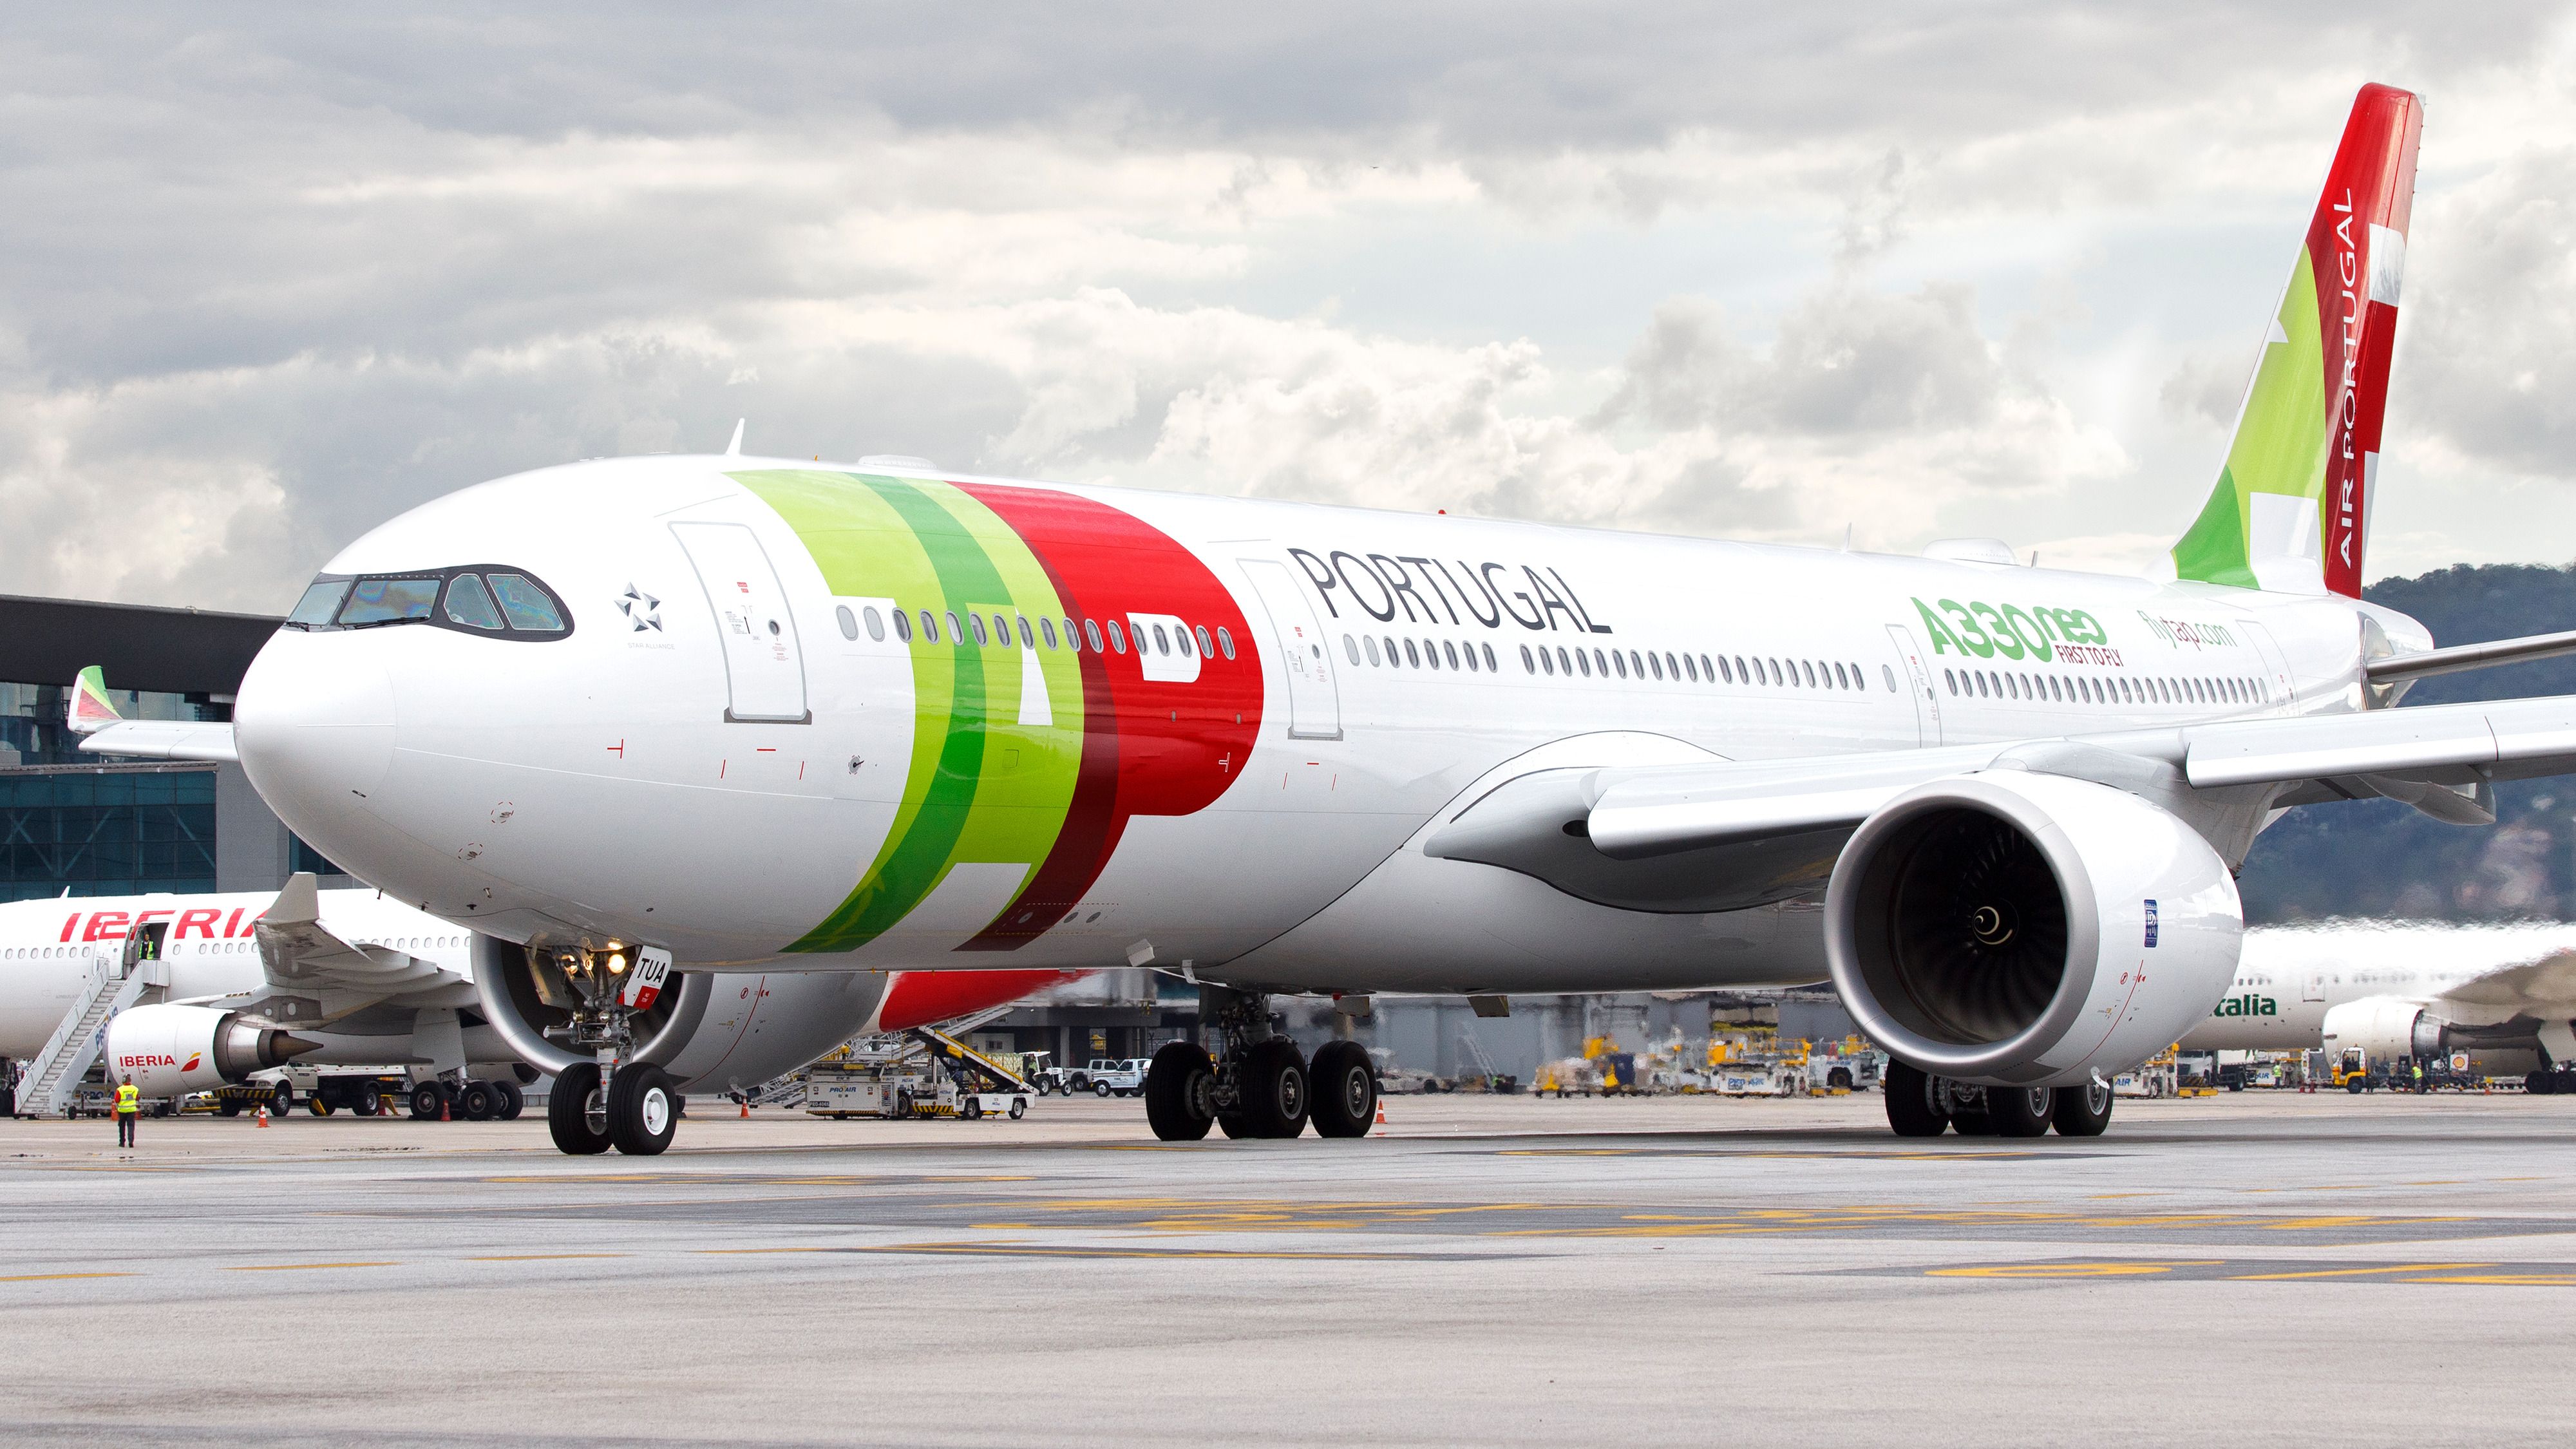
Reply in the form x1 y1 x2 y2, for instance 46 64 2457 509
2413 1060 2427 1093
113 1075 140 1148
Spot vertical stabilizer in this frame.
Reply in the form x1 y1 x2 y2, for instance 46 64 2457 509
2170 83 2421 596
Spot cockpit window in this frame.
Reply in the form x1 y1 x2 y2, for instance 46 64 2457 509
442 574 506 630
287 580 350 629
281 567 572 639
486 573 564 631
337 578 441 627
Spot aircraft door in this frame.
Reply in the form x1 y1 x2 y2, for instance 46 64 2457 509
673 522 810 723
2303 969 2327 1003
1884 624 1943 746
1239 558 1342 741
2235 618 2295 715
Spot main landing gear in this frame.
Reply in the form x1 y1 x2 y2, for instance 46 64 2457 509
1143 989 1379 1142
1884 1061 2112 1139
540 945 682 1157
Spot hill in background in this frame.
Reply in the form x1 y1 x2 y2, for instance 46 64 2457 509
2241 562 2576 923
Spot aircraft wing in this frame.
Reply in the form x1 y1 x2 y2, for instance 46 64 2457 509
77 719 239 762
63 664 239 761
2432 949 2576 1014
1425 693 2576 912
217 874 477 1029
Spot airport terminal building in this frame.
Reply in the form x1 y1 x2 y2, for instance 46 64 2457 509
0 594 351 904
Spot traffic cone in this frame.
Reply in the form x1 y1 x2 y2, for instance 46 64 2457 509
256 1104 269 1128
739 1097 750 1118
440 1094 451 1122
1370 1101 1388 1137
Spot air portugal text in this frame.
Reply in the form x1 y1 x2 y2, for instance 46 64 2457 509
1912 596 2121 668
1289 548 1614 634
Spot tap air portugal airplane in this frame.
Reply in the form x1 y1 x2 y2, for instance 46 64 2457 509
2182 923 2576 1090
5 867 1076 1137
74 83 2576 1151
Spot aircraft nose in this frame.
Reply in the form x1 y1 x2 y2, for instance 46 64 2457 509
233 632 397 837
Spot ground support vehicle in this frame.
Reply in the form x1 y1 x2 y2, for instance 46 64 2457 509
1079 1058 1149 1097
804 1013 1036 1121
1711 1060 1810 1097
2115 1049 2181 1099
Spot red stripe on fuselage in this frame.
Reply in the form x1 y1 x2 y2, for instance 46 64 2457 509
952 482 1263 950
877 969 1086 1031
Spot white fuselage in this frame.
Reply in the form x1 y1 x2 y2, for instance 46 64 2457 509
2181 922 2576 1052
232 455 2402 996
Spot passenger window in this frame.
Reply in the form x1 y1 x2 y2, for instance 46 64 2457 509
287 579 352 630
1444 641 1460 670
1882 665 1897 692
1083 619 1103 652
1062 617 1079 650
893 609 913 642
1832 661 1847 690
1703 656 1716 683
1195 625 1213 656
486 574 565 631
1801 661 1816 688
1482 643 1497 672
1403 639 1420 668
1944 669 1956 695
864 607 887 641
985 612 1003 645
1557 647 1574 675
1365 636 1381 666
1464 643 1479 672
444 574 506 631
952 611 972 645
1344 634 1361 665
920 610 940 642
1521 644 1537 673
1383 635 1397 663
1107 620 1127 653
1217 626 1235 659
338 577 442 627
1648 653 1664 681
833 604 859 641
1039 616 1057 649
1177 625 1194 658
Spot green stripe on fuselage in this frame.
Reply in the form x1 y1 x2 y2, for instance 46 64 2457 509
732 469 1083 953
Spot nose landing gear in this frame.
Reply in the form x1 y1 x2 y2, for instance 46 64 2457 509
541 944 680 1157
1141 988 1379 1142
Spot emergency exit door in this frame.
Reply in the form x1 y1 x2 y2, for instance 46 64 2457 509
1239 558 1342 741
1884 624 1944 746
673 522 810 723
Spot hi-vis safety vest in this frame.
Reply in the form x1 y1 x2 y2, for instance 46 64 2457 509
115 1084 138 1114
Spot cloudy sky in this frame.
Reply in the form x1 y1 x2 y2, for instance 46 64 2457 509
5 3 2574 614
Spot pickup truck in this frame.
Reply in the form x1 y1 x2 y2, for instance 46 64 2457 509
1079 1057 1149 1097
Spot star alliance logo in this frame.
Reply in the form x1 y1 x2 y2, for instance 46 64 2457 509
618 584 662 632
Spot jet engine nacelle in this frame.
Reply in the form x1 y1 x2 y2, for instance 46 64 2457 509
104 1003 319 1098
2321 996 2448 1065
1825 772 2244 1088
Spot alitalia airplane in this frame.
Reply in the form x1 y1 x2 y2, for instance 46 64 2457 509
2181 922 2576 1090
4 866 1076 1144
79 82 2576 1151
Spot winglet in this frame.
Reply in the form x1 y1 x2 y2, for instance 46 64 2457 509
266 871 321 927
724 419 746 457
67 665 122 735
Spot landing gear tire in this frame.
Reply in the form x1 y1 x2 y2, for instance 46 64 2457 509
1238 1037 1311 1139
1882 1061 1950 1138
457 1080 498 1122
1307 1040 1377 1139
607 1064 677 1156
411 1083 446 1120
1988 1086 2055 1138
2052 1079 2114 1137
1948 1107 1996 1136
1144 1041 1217 1142
495 1079 525 1120
547 1062 613 1155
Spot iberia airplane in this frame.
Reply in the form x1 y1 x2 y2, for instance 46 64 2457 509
3 867 1075 1134
80 84 2576 1152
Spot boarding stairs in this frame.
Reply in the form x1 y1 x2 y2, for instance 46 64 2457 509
24 960 153 1116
